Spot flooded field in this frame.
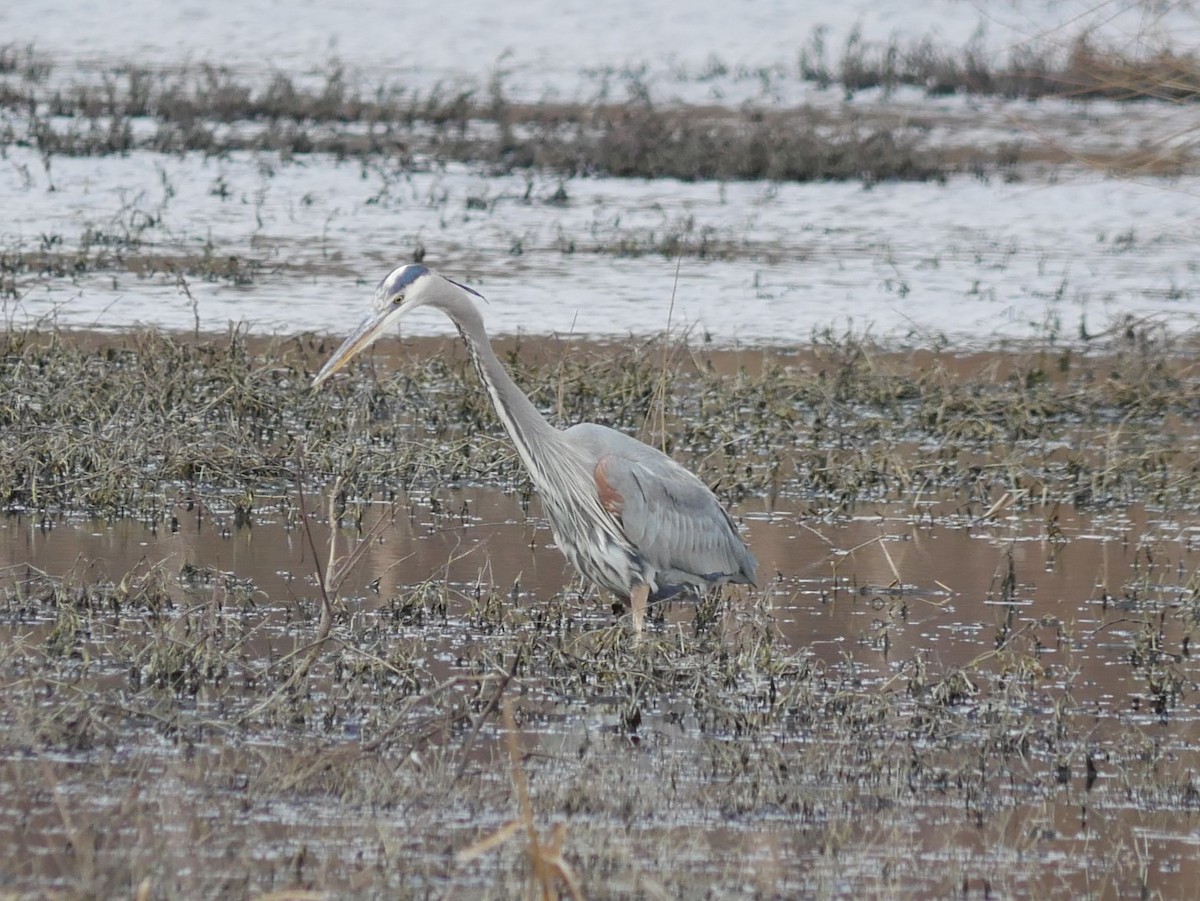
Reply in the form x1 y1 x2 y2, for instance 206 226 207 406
4 0 1200 898
2 329 1200 898
4 147 1198 345
3 2 1200 345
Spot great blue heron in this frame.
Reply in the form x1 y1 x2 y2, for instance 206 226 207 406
313 264 757 629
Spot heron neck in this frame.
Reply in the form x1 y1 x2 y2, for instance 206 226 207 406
454 320 561 470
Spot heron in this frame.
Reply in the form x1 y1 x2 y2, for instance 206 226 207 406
313 264 757 629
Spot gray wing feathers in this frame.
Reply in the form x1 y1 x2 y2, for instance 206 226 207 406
612 458 756 585
566 424 756 586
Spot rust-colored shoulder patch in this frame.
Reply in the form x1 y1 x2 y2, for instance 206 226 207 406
594 456 624 517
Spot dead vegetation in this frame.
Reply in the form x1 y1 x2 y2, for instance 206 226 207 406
0 62 942 183
2 31 1197 182
2 501 1198 897
2 530 1199 898
802 29 1200 102
2 13 1199 896
2 325 1200 897
3 323 1200 522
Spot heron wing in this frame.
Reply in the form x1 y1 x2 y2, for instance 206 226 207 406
589 442 756 587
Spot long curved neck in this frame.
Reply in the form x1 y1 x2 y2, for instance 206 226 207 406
447 302 565 484
436 281 634 569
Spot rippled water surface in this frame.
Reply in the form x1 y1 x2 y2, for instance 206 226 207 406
3 2 1199 345
4 148 1197 345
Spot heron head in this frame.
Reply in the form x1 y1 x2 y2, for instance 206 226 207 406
312 264 481 387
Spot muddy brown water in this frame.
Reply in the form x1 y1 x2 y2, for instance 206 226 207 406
3 478 1200 897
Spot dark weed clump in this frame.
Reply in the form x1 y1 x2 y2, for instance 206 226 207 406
524 103 941 183
0 60 943 182
0 244 266 290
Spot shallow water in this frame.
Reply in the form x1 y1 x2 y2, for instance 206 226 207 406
4 484 1194 697
4 2 1200 347
4 145 1198 345
3 482 1199 895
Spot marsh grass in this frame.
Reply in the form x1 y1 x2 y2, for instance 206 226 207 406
3 324 1200 521
0 191 273 296
0 246 267 291
802 29 1200 102
4 35 1196 182
3 325 1200 896
0 66 942 182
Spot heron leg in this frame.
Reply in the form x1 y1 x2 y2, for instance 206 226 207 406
629 583 650 633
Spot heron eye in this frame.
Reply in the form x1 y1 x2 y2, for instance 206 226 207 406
393 294 404 306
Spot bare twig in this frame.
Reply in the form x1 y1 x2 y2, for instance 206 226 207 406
454 653 522 782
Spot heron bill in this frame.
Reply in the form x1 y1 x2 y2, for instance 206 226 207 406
311 307 393 388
